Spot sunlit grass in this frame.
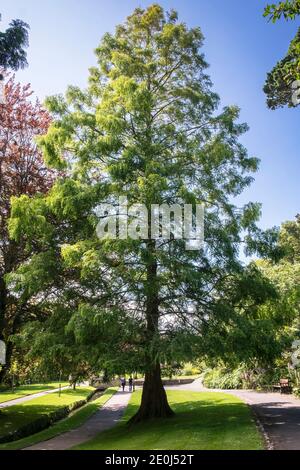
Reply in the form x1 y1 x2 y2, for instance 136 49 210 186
74 390 263 450
0 386 94 441
0 387 117 450
0 382 69 404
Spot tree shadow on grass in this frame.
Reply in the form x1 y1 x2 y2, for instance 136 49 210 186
0 390 90 440
79 394 262 450
0 403 64 437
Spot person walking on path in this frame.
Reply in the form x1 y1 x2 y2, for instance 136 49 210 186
120 377 126 392
129 376 133 392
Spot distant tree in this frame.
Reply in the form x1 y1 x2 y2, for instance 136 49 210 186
0 14 29 71
0 74 55 383
14 306 92 389
200 217 300 374
263 1 300 108
278 214 300 262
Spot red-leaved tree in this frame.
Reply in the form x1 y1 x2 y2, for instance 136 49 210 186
0 72 56 382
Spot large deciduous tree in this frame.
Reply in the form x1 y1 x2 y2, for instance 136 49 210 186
10 5 277 421
0 74 54 382
263 1 300 108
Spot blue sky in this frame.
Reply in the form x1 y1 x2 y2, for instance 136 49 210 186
1 0 299 230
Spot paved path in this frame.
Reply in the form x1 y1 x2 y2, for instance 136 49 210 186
0 386 69 409
168 378 300 450
24 390 131 450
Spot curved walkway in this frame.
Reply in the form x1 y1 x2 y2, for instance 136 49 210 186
0 386 69 409
168 378 300 450
24 390 131 450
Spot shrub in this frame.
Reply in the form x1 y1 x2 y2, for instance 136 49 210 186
203 367 244 389
203 365 293 390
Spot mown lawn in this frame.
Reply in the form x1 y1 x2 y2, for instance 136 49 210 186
0 382 69 404
0 387 117 450
74 390 263 450
0 386 94 440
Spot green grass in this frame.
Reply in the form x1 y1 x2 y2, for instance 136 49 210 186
0 382 69 404
74 390 264 450
0 386 94 440
0 387 117 450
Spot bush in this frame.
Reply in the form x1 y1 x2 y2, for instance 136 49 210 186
203 367 244 389
203 364 293 390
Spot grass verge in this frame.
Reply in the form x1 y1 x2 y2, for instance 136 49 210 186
0 382 69 404
0 387 117 450
0 386 94 443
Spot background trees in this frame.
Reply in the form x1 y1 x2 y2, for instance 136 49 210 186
0 14 29 71
263 1 300 108
0 74 55 382
9 5 278 421
203 215 300 391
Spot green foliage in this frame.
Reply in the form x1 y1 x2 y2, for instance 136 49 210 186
207 214 300 390
264 1 300 22
203 366 244 389
254 218 300 367
13 307 92 381
10 5 278 389
161 363 183 378
263 1 300 108
0 16 29 70
203 364 288 390
279 214 300 262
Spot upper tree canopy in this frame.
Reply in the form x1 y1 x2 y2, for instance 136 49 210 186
264 1 300 108
0 14 29 71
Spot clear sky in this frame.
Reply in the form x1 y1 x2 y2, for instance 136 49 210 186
1 0 299 231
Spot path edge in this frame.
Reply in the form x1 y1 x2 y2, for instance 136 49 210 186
247 403 273 451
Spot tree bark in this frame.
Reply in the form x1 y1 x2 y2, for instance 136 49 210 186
129 361 174 423
0 276 8 383
128 243 174 423
0 276 7 342
0 340 13 383
0 273 22 384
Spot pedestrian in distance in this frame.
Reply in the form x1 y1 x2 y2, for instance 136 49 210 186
129 376 133 392
121 377 126 392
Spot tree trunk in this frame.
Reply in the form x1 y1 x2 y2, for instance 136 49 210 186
0 276 22 384
128 242 174 423
0 340 13 383
129 361 174 423
0 276 8 384
0 276 7 342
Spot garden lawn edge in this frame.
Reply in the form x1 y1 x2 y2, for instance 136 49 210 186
0 387 98 444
